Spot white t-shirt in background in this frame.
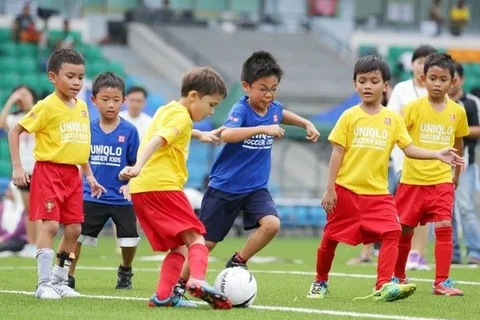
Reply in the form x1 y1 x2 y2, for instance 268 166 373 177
119 111 153 141
6 113 35 174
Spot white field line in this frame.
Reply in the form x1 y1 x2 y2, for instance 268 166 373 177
0 289 454 320
0 265 478 286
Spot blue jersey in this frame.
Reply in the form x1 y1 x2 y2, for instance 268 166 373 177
83 117 140 205
209 96 283 194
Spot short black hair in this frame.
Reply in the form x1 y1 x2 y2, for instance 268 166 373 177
92 72 125 97
126 86 148 98
353 55 391 81
411 45 437 62
181 67 227 99
241 51 284 84
453 61 464 78
47 48 85 73
423 53 455 78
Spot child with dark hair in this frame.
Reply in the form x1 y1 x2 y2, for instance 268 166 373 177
8 48 105 299
393 53 469 296
307 55 463 301
120 86 152 140
67 72 140 291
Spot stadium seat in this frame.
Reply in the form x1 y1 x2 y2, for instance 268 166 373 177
108 61 126 77
358 45 378 57
17 43 38 58
0 57 17 73
87 61 109 79
0 28 11 42
0 42 17 56
21 73 41 90
0 74 20 91
17 58 38 73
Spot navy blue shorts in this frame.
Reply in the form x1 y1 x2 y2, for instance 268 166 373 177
199 187 278 243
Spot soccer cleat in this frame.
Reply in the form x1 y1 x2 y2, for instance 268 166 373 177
433 278 464 296
172 281 187 298
187 278 233 309
225 252 247 269
116 266 133 289
54 282 81 297
36 283 62 299
67 276 75 289
18 244 37 258
306 280 329 299
353 282 416 302
148 292 198 308
391 276 409 284
405 251 419 270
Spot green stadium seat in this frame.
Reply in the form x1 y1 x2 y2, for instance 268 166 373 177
87 61 109 79
38 76 54 93
0 74 20 91
358 45 378 57
82 45 103 59
20 73 41 90
0 42 17 56
0 28 12 41
0 160 12 177
108 61 126 77
0 57 17 73
400 71 413 81
17 43 38 58
17 58 38 73
471 64 480 77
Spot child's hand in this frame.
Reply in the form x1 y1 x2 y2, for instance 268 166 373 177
263 124 285 137
437 148 464 167
119 184 131 201
118 166 140 181
305 122 320 143
86 175 107 199
321 188 337 214
198 127 225 145
12 167 29 187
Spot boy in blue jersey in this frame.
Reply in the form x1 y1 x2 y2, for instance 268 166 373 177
67 72 140 290
174 51 320 293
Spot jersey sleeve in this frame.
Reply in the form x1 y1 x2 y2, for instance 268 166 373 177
394 114 413 149
223 104 246 128
18 101 47 133
127 126 140 165
455 106 470 138
400 100 415 131
153 109 191 145
328 111 349 147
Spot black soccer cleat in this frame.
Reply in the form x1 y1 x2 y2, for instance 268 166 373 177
67 276 76 289
115 266 133 290
225 252 247 269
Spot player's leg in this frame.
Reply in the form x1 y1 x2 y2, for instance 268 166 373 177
110 204 140 289
36 219 61 299
233 189 280 267
18 188 41 258
347 244 374 265
68 201 110 288
408 224 431 271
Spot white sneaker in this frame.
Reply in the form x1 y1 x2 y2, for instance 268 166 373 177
0 251 16 258
36 283 62 299
18 244 37 258
54 282 81 297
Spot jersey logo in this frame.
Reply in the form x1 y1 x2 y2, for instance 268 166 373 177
45 200 55 213
450 114 455 122
29 112 37 119
384 118 391 125
273 114 278 122
118 135 125 142
81 110 88 118
229 116 239 122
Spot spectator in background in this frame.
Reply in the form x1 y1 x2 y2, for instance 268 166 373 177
56 20 75 50
0 182 27 257
450 0 470 36
429 0 444 36
0 86 39 258
119 86 152 141
13 2 41 43
470 87 480 99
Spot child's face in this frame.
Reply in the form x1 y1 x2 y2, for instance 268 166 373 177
422 66 456 100
15 87 34 111
412 56 427 83
189 92 223 122
49 63 85 100
91 87 124 120
125 91 146 116
354 70 387 105
242 76 279 111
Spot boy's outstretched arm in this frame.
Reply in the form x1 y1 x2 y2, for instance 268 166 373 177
192 127 225 145
402 143 465 168
281 110 320 142
322 143 345 214
119 136 166 180
221 125 285 143
8 123 29 187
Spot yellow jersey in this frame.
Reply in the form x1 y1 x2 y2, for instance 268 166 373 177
19 93 90 165
329 105 412 195
130 101 193 193
400 96 469 185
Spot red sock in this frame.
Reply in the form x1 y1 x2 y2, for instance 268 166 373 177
434 226 452 286
393 232 414 280
188 243 209 280
376 230 401 289
315 237 338 282
156 252 185 300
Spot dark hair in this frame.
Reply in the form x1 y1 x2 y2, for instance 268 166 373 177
453 61 464 78
471 86 480 99
411 45 437 62
126 86 148 98
241 51 284 84
181 67 227 99
92 72 125 97
423 53 455 78
47 48 85 73
353 55 391 81
11 85 36 102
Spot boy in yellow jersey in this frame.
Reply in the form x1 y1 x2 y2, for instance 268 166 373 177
119 67 232 309
8 49 105 299
306 55 464 301
393 53 469 296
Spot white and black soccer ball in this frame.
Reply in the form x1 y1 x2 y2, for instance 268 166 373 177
214 267 257 307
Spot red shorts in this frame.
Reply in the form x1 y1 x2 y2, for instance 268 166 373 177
30 161 83 224
131 191 206 252
395 183 454 227
323 184 401 246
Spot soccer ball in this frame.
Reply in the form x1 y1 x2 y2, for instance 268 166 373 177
214 267 257 307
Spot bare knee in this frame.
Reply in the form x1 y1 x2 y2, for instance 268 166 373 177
205 240 217 252
42 220 60 237
181 230 205 248
259 215 281 235
435 220 451 228
171 245 188 257
64 223 81 241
